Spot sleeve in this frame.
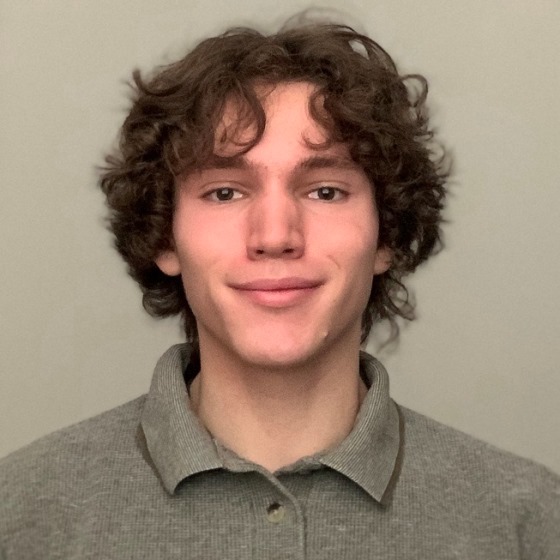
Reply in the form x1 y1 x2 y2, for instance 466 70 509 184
518 465 560 560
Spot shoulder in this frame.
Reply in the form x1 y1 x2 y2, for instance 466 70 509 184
1 396 146 472
0 397 147 524
399 404 559 486
398 405 560 552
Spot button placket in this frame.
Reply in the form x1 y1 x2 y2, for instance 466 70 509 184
266 502 286 523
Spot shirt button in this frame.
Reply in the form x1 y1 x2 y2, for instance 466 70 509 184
266 502 286 523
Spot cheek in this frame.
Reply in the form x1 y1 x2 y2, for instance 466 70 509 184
322 218 378 265
172 209 212 264
173 214 240 286
175 203 242 251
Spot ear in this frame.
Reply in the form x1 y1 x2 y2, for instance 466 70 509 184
373 246 392 276
154 249 181 277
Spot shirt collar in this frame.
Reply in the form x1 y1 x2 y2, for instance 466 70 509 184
141 344 402 503
141 344 223 494
317 351 402 503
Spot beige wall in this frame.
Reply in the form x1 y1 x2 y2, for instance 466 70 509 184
1 1 559 472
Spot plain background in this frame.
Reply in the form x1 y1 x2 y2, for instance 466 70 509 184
1 1 559 473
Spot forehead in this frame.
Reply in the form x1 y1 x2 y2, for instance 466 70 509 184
214 81 332 156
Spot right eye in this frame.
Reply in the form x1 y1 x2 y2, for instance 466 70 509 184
204 187 243 202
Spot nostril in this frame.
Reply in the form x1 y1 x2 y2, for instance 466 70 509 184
254 246 296 256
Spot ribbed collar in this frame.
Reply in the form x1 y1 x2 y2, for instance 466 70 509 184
141 344 401 503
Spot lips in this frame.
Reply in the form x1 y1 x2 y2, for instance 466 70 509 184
232 277 322 291
230 277 323 308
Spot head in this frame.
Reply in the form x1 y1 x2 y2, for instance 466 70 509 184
99 22 448 347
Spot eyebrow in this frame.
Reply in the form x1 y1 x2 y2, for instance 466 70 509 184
197 154 361 173
197 155 248 170
295 155 361 173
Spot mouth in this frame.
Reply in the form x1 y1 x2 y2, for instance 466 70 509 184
230 277 323 308
232 277 322 291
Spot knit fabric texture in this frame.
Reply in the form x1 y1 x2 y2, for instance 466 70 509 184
1 344 559 559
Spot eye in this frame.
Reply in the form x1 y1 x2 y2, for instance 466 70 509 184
308 186 346 201
205 187 243 202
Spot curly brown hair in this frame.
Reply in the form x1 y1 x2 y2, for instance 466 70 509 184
99 22 449 345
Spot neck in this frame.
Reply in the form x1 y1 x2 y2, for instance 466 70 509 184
188 343 368 473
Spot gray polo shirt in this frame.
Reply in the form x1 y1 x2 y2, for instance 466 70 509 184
1 344 559 559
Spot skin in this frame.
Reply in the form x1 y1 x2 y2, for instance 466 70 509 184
156 82 391 472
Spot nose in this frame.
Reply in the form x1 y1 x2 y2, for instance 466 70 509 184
246 188 305 260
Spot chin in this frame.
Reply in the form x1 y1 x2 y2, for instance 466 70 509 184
243 327 341 370
237 341 322 371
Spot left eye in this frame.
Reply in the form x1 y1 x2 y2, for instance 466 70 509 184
206 187 243 202
308 186 345 201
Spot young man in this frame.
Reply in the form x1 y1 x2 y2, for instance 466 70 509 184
1 22 559 560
